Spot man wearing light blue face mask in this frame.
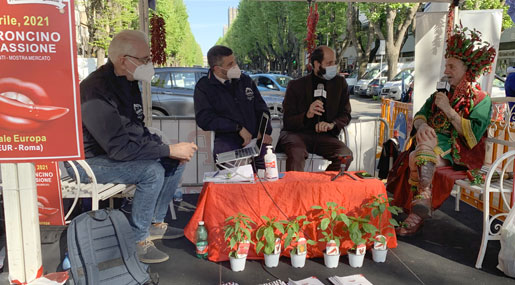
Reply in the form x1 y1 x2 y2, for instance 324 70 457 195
79 30 198 264
277 46 353 172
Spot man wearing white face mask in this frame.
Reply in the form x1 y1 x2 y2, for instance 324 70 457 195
194 45 273 169
79 30 198 264
277 46 353 171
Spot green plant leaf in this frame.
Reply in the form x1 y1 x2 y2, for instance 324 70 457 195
363 223 378 234
349 221 359 233
331 211 337 220
326 201 337 208
262 215 270 222
389 218 399 227
297 215 306 220
229 238 236 250
307 239 317 245
284 236 292 248
379 203 386 213
256 241 264 254
371 208 379 218
321 218 330 230
340 214 350 227
311 205 322 210
243 228 251 240
274 222 285 234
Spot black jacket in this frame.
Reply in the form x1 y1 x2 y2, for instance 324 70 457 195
80 61 169 161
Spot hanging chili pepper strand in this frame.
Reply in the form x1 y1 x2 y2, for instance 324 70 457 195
150 14 167 66
305 2 319 68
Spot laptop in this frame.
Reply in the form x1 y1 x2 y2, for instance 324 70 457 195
216 113 270 164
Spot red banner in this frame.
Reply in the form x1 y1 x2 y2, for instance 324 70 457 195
35 161 65 225
0 0 83 162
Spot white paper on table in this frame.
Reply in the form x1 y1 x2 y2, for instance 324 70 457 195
328 274 373 285
203 164 254 183
288 276 325 285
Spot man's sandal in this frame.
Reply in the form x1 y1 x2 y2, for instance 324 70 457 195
412 188 433 219
395 213 424 237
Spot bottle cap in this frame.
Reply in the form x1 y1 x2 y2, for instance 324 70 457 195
266 145 273 149
199 221 204 225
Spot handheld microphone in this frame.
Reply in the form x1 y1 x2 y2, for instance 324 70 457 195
313 83 326 123
433 76 450 112
436 76 450 94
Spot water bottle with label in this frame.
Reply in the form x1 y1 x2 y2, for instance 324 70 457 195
264 146 278 181
195 221 208 259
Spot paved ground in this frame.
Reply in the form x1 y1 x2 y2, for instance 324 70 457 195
349 94 383 118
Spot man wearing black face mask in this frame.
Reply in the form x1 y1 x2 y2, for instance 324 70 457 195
194 45 273 169
277 46 353 171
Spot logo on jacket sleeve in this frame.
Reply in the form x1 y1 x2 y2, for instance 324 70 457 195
245 87 254 101
134 104 143 120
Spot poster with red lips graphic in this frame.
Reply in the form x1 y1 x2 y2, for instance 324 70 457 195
35 161 65 225
0 0 83 162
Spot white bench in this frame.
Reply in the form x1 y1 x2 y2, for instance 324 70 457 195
451 97 515 269
61 159 177 223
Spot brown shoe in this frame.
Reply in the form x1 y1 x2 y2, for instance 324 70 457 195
396 213 424 237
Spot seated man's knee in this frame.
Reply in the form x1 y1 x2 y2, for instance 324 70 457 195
140 161 166 183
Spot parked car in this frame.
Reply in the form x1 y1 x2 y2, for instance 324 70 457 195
150 67 208 117
367 78 387 97
345 70 358 95
354 67 388 97
250 74 292 94
381 68 414 100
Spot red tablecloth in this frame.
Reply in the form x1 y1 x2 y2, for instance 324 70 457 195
184 171 397 262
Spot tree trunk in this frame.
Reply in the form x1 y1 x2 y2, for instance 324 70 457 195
96 47 105 68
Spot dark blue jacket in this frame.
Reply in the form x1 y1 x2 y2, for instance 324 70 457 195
80 61 169 161
194 70 271 154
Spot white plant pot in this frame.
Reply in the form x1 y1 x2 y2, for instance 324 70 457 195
323 252 340 268
264 253 280 268
229 256 246 272
348 252 365 268
372 248 388 263
290 252 306 268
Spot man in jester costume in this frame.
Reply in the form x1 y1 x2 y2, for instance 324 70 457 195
396 24 497 236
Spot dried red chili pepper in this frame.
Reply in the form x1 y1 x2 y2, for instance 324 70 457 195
150 14 167 66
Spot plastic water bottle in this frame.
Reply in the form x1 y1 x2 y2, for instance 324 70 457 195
195 221 208 259
264 145 278 181
62 252 71 270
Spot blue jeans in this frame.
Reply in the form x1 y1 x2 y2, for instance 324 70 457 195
72 155 184 242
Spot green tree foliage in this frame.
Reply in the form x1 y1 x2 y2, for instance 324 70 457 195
82 0 202 66
219 1 512 79
462 0 513 30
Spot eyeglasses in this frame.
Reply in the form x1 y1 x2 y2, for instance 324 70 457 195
124 54 152 64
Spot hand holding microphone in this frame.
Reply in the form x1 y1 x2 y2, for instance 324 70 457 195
307 83 326 119
434 76 452 113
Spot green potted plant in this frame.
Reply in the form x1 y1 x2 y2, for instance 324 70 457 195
282 215 317 268
223 213 256 272
255 216 285 268
365 193 402 262
346 214 377 268
312 202 349 268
